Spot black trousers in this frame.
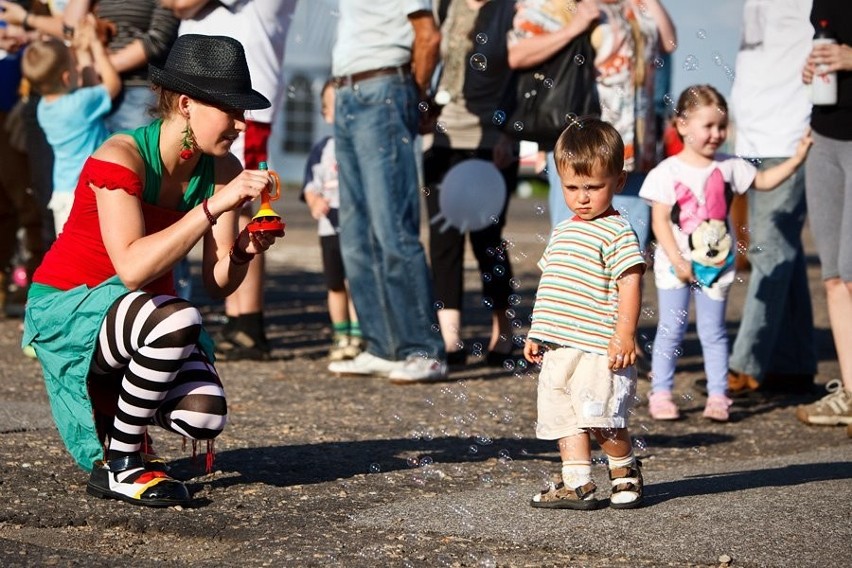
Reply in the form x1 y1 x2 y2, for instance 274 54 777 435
423 146 517 311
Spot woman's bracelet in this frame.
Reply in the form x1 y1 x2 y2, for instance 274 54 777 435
229 242 255 266
202 198 217 225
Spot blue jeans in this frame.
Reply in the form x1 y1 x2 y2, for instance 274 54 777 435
105 85 156 133
652 286 729 397
729 159 816 379
334 73 443 360
546 152 650 251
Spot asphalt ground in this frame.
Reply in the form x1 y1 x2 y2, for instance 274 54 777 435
0 189 849 567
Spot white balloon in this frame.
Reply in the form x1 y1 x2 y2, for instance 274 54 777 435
434 159 506 233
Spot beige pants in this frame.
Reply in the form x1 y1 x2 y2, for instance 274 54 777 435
536 346 637 440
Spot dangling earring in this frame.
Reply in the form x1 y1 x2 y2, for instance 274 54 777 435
179 120 195 160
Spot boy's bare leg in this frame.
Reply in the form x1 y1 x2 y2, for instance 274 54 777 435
591 427 643 508
590 427 632 458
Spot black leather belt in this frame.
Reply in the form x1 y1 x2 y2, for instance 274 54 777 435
331 65 411 88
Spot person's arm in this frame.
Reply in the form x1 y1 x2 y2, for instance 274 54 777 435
88 16 121 97
93 137 275 294
201 158 283 298
62 0 92 31
0 0 64 39
506 0 599 69
408 9 440 95
640 0 676 53
303 191 331 221
73 15 97 85
752 130 812 190
610 264 643 370
651 201 693 284
107 5 179 74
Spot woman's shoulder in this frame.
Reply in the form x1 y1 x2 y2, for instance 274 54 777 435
91 134 145 174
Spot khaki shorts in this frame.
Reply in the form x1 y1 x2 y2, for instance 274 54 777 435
536 346 637 440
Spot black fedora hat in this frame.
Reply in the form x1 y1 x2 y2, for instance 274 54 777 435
149 34 270 111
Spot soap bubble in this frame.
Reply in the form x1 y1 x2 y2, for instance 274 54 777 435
683 55 699 71
470 53 487 71
431 159 507 232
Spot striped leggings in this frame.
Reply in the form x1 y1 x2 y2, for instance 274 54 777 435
89 292 228 456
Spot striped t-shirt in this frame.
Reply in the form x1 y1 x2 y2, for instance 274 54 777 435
529 211 645 355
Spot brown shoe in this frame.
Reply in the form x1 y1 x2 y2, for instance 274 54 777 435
728 370 759 397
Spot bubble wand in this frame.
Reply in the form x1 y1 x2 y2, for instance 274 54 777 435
247 161 286 237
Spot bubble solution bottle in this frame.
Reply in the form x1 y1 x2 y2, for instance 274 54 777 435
811 20 838 106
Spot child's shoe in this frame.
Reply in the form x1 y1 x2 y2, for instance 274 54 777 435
609 460 643 509
648 391 680 420
328 334 351 361
703 394 733 422
342 335 364 360
530 480 601 510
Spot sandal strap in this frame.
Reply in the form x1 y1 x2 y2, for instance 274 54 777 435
574 481 597 500
609 465 639 480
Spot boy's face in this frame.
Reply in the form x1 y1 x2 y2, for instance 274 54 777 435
559 162 626 221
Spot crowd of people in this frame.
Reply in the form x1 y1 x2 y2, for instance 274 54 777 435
0 0 848 510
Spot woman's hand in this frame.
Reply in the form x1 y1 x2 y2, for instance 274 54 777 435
232 227 278 257
804 42 852 84
208 168 271 216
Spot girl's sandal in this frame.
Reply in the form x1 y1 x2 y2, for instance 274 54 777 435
86 454 191 508
609 460 644 509
530 481 602 510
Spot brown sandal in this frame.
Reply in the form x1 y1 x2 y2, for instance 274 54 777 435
530 481 602 510
609 460 644 509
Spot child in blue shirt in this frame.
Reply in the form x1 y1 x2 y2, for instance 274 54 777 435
22 14 120 234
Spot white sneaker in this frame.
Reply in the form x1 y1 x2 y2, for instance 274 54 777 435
328 351 405 377
388 355 448 384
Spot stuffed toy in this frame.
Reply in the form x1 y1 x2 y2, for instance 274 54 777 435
671 168 735 286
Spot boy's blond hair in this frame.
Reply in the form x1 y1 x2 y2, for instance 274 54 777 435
553 116 625 178
21 38 72 96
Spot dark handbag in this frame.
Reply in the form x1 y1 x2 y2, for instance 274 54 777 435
503 32 600 151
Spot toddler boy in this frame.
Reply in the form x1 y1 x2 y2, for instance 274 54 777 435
525 118 646 509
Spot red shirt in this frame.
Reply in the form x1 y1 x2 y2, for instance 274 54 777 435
33 157 184 296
